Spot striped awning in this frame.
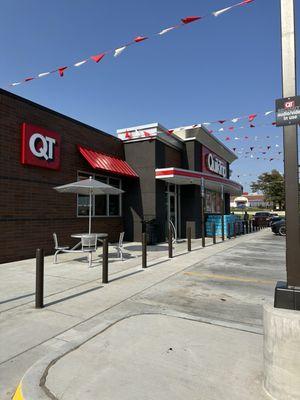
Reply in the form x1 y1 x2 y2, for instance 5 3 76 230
78 145 138 178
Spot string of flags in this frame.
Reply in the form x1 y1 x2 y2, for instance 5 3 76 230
5 0 254 89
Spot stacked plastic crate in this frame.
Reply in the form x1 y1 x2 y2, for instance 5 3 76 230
206 214 240 237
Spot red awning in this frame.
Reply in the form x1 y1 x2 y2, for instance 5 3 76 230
78 145 138 178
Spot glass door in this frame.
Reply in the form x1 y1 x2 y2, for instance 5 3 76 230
165 183 181 239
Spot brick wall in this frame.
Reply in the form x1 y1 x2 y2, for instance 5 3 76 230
0 90 125 263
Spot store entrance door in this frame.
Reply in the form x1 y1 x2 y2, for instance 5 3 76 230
165 183 181 240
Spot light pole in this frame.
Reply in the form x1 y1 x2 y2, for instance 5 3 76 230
275 0 300 309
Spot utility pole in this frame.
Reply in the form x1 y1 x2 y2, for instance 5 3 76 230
275 0 300 309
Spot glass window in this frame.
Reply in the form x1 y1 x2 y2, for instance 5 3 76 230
77 172 121 217
77 172 92 216
108 177 121 216
95 175 108 216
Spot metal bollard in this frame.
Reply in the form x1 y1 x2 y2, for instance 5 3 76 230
227 223 231 239
212 223 216 244
35 248 44 309
102 238 109 283
233 223 237 238
242 222 245 235
187 226 192 252
168 226 173 258
202 220 206 248
142 232 147 268
221 215 225 241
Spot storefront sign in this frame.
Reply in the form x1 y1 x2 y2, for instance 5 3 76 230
21 123 61 170
206 153 227 177
275 96 300 126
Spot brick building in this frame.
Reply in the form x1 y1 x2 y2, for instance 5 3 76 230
0 89 242 263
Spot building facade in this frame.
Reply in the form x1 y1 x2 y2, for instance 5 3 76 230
0 89 242 263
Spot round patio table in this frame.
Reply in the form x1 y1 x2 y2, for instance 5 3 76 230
71 233 108 240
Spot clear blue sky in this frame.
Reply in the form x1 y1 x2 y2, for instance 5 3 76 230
1 0 299 191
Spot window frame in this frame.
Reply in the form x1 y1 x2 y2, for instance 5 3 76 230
77 170 122 218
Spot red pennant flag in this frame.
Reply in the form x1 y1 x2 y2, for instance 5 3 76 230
58 67 68 77
24 77 34 82
244 136 249 139
218 120 226 124
272 122 277 126
250 124 255 128
250 147 254 151
267 145 271 150
181 16 202 24
232 147 237 151
125 130 132 139
270 158 274 161
229 126 234 131
167 129 174 135
225 136 231 141
208 130 213 134
241 0 254 4
91 53 105 63
134 36 148 43
248 114 257 122
144 131 151 137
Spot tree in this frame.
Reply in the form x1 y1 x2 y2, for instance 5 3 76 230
251 169 285 210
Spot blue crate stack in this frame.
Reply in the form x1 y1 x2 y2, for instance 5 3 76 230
206 214 240 237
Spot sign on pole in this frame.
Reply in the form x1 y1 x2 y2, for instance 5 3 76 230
276 96 300 126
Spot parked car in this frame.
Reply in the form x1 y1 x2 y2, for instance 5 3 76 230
253 211 272 226
271 219 286 236
269 216 283 226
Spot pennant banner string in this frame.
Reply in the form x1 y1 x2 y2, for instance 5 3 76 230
5 0 255 88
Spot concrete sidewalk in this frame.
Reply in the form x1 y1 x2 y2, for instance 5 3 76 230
0 230 285 399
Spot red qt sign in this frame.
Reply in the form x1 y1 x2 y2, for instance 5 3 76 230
21 123 61 170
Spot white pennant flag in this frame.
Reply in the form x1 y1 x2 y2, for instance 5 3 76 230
275 144 279 147
38 72 50 78
203 122 211 126
264 110 274 116
114 46 127 57
74 60 87 67
218 128 224 132
158 27 175 35
231 118 239 123
11 82 21 86
212 6 233 17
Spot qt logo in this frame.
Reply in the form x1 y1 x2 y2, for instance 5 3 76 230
21 123 61 170
284 100 295 109
29 133 56 160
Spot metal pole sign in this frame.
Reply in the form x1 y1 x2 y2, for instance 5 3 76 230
275 0 300 311
276 95 300 126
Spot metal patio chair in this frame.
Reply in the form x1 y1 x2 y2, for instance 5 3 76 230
113 232 125 261
53 233 70 264
81 234 98 267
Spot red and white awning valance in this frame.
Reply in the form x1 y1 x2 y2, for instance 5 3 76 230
156 167 242 195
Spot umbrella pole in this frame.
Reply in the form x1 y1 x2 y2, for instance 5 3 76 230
89 188 92 235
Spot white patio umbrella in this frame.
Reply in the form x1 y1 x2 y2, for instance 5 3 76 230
54 176 124 234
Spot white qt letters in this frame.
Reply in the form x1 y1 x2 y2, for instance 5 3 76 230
29 133 56 161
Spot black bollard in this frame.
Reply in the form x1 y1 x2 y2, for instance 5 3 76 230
221 215 225 241
212 223 216 244
246 221 249 234
142 232 147 268
102 238 109 283
227 223 231 239
187 226 192 252
168 226 173 258
35 248 44 309
233 222 237 238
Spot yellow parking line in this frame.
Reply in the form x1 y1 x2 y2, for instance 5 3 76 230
12 384 24 400
184 271 274 285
